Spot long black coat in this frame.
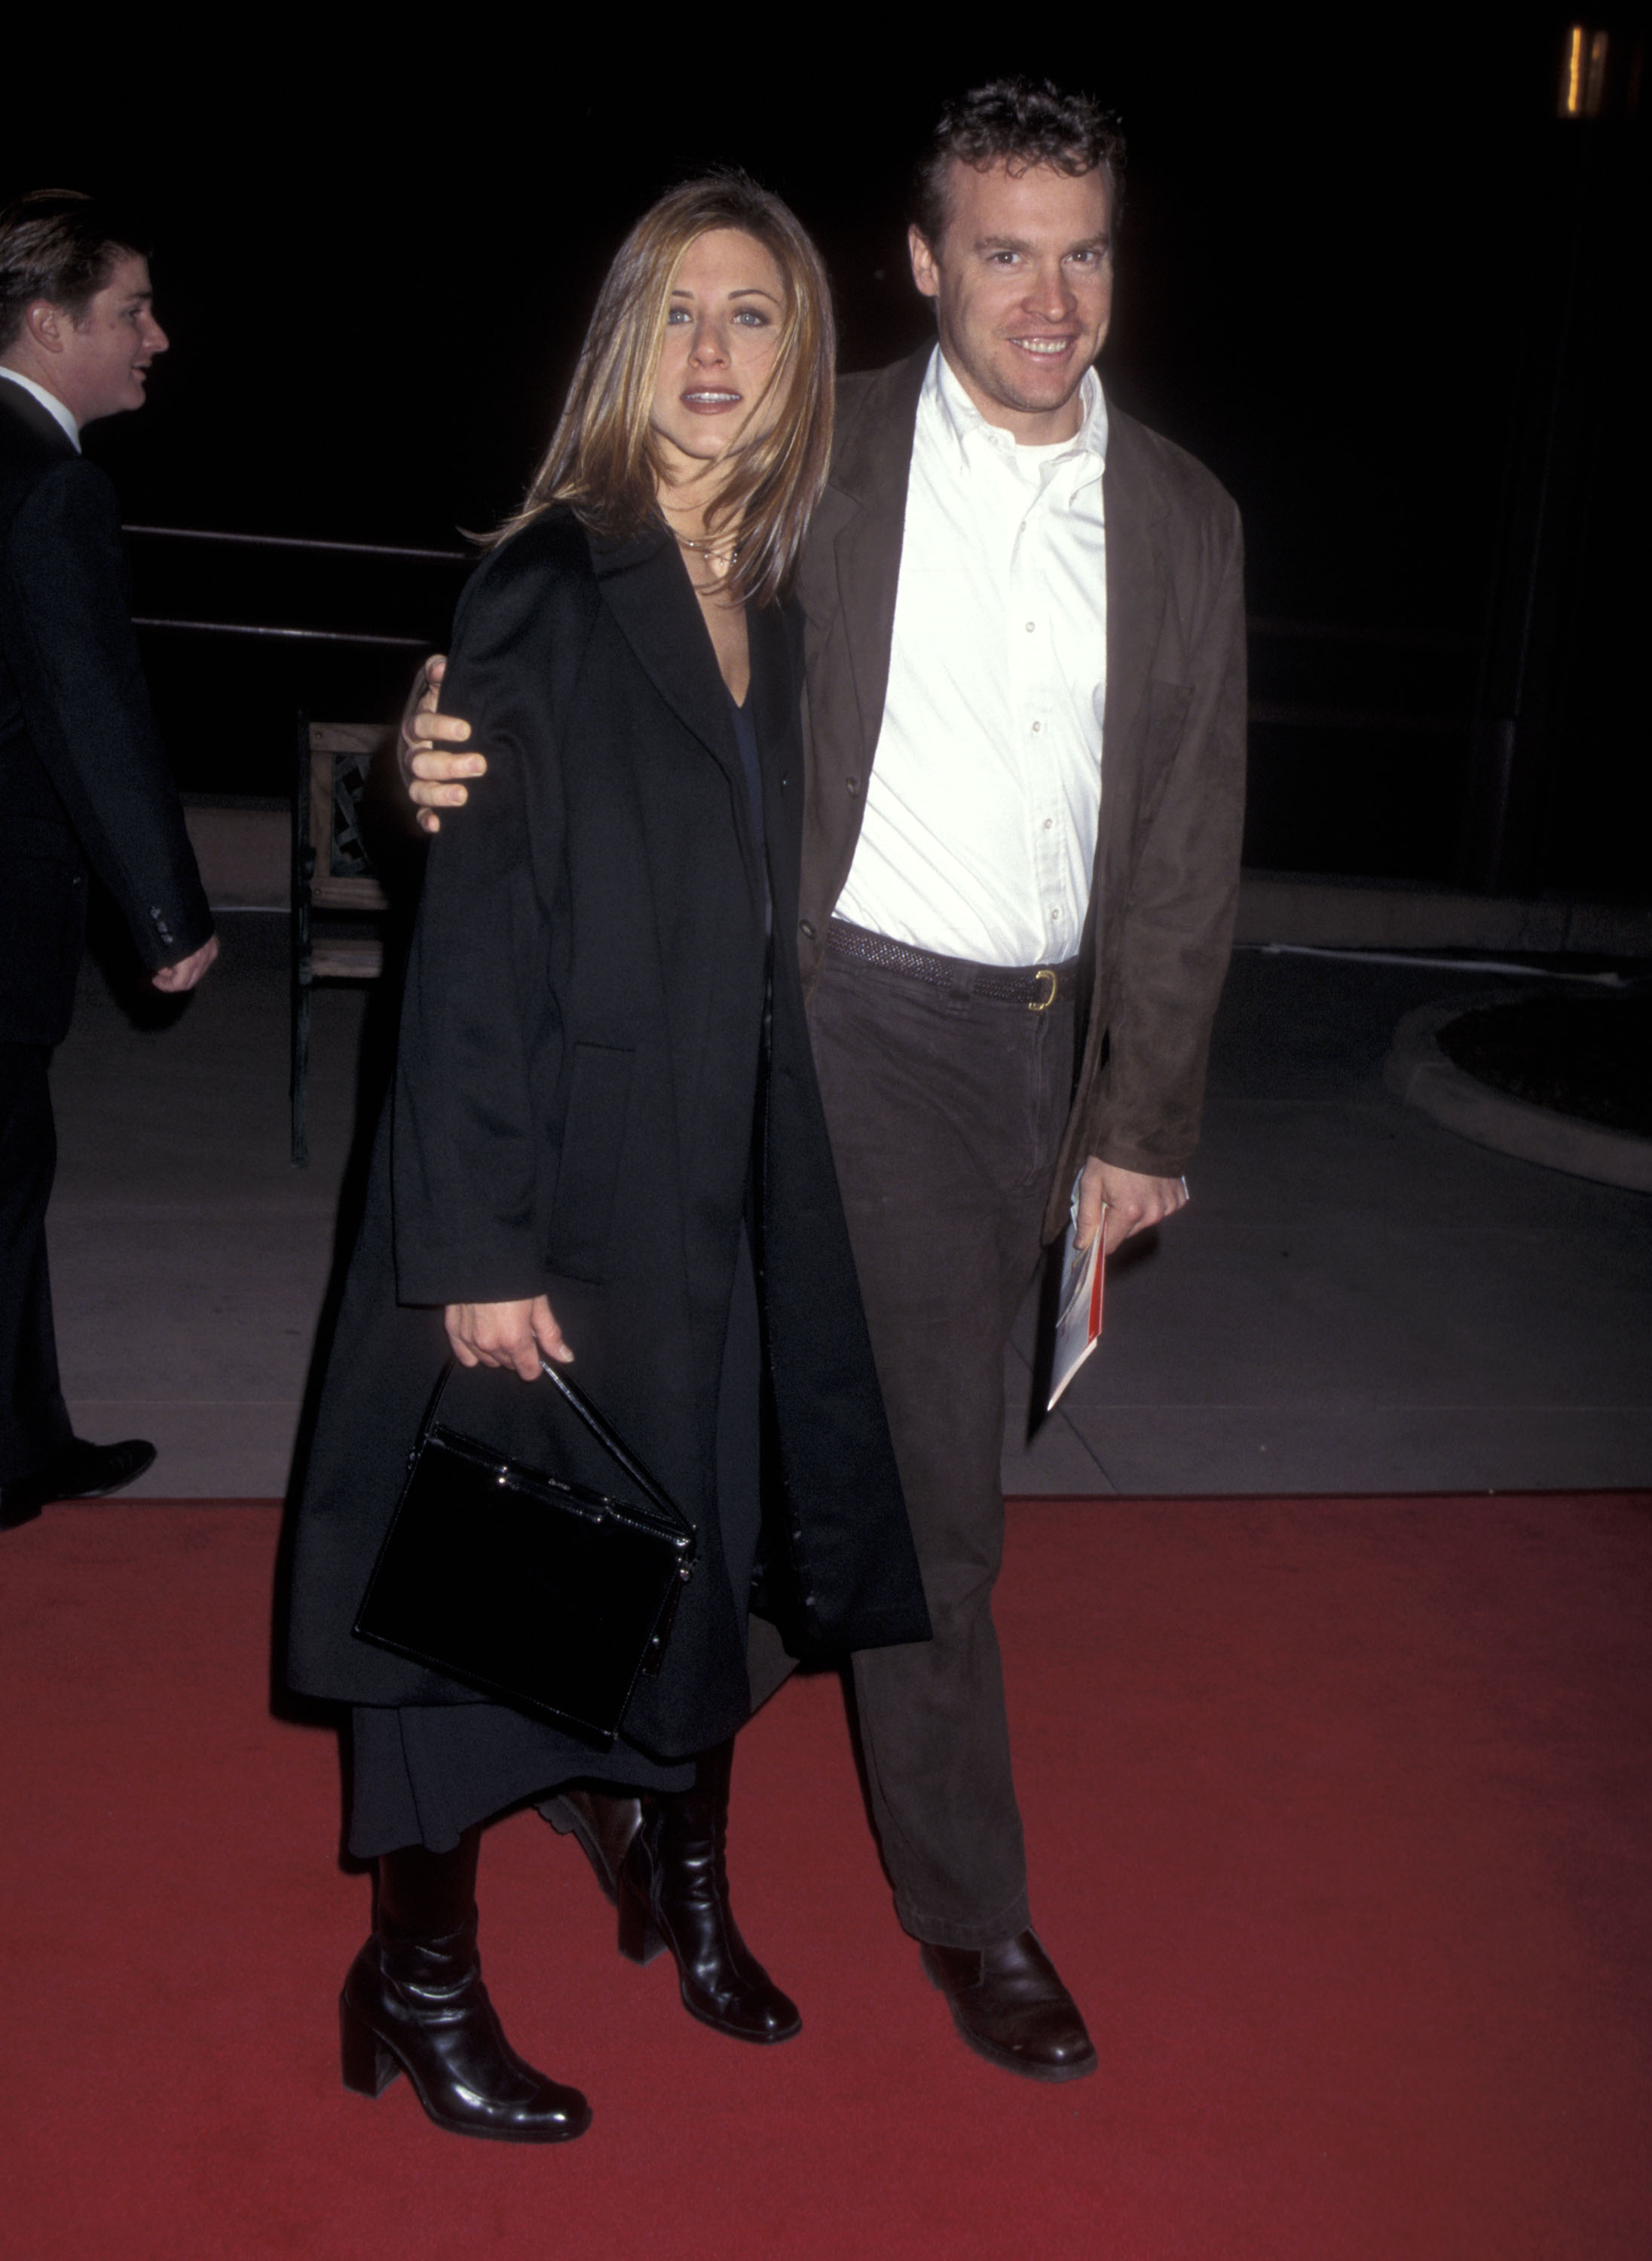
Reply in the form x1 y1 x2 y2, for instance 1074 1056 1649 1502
284 509 928 1758
0 384 211 1043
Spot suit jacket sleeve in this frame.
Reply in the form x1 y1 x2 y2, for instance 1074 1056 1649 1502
390 541 578 1308
2 457 212 971
1084 500 1247 1180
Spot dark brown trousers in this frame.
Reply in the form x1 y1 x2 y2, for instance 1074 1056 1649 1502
808 945 1075 1950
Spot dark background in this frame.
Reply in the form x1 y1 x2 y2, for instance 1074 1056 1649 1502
7 11 1647 894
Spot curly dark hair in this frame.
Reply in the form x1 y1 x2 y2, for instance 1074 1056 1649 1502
910 78 1126 249
0 188 150 353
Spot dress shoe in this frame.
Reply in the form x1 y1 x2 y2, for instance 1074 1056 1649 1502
2 1436 156 1528
616 1738 800 2043
539 1786 644 1905
921 1931 1097 2083
341 1828 590 2143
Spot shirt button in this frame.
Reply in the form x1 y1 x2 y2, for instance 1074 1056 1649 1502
1030 721 1042 734
1043 818 1054 831
1025 622 1036 633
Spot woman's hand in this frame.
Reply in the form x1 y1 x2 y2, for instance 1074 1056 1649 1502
444 1296 572 1380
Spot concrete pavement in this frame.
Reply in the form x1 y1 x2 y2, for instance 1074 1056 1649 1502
43 914 1652 1498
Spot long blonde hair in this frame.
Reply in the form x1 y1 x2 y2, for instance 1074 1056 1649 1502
492 174 836 607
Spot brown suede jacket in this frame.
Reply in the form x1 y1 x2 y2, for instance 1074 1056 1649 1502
793 347 1247 1242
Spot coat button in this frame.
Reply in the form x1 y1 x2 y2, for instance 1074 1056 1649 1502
846 776 860 797
799 919 816 941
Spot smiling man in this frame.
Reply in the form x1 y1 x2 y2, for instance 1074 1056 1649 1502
790 81 1244 2082
0 189 216 1530
410 79 1247 2082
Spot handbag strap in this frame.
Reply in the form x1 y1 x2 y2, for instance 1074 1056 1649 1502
538 1357 697 1548
414 1354 696 1551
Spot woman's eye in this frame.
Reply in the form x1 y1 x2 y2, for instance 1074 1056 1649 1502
733 309 769 326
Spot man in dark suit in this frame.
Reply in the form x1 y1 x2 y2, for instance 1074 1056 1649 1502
0 189 217 1531
408 80 1246 2083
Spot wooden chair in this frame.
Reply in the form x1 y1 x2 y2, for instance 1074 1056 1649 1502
291 716 393 1166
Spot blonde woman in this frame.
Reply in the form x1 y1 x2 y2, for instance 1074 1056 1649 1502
284 176 927 2143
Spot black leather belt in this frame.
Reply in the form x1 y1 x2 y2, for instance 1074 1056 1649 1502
827 918 1080 1011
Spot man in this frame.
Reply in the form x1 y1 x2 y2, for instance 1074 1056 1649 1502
408 81 1246 2082
0 189 217 1531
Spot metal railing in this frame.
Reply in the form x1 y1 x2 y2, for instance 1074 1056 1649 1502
126 522 466 651
122 525 1479 731
124 524 468 564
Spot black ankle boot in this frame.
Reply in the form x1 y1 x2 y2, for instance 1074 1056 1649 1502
340 1827 591 2142
540 1787 644 1906
616 1739 800 2043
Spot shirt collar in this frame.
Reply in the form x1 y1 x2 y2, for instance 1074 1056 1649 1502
926 344 1107 482
0 368 81 450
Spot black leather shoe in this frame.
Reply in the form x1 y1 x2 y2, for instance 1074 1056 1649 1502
2 1436 156 1528
540 1787 644 1906
341 1830 590 2143
616 1739 800 2044
921 1931 1097 2083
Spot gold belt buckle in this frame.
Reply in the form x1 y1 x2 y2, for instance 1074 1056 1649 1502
1029 968 1058 1013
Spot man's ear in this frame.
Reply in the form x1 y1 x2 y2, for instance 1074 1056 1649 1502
25 300 67 356
908 224 941 302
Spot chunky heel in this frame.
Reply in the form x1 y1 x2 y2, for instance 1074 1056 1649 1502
340 1990 400 2097
616 1866 667 1966
340 1832 591 2142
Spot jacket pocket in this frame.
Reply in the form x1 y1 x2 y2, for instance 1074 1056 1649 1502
545 1042 636 1283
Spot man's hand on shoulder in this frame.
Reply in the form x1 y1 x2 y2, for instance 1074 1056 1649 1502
151 935 219 993
1076 1158 1189 1256
401 654 487 835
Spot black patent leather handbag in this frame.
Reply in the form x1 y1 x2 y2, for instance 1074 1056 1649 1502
353 1357 696 1748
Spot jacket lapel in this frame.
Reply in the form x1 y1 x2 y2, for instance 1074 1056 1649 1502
826 347 929 773
1100 408 1172 776
0 380 76 457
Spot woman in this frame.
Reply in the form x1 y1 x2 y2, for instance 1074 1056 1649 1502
283 176 928 2144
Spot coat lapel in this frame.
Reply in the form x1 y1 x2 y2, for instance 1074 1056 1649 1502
745 599 794 775
589 523 742 788
591 521 788 923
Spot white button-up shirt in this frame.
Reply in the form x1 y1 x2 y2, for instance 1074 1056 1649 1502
835 345 1108 968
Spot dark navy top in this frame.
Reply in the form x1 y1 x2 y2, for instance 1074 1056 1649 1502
727 690 769 929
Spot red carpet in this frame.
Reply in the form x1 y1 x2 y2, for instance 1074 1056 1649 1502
2 1495 1648 2260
